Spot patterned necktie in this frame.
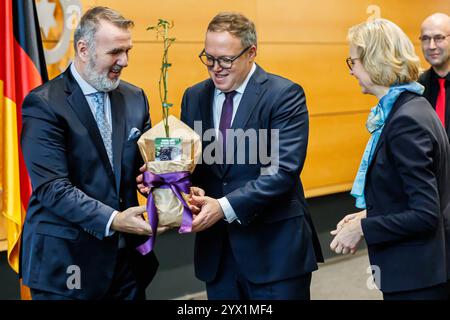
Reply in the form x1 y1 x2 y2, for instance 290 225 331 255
91 92 113 168
218 91 237 162
436 78 446 128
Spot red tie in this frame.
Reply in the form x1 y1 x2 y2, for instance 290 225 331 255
436 78 446 127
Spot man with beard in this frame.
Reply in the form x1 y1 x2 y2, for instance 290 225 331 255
419 13 450 140
20 7 158 300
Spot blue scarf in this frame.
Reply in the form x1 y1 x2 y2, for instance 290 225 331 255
351 82 424 209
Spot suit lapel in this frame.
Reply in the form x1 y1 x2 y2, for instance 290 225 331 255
368 92 416 172
367 132 385 174
200 80 223 179
64 68 116 187
110 89 126 195
422 69 433 104
230 78 263 131
446 93 450 139
64 67 115 188
200 80 215 132
444 74 450 134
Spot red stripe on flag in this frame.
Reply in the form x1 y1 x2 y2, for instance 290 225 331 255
1 0 44 235
1 0 46 299
0 0 15 100
12 39 44 208
13 38 44 111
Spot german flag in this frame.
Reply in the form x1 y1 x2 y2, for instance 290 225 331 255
0 0 48 298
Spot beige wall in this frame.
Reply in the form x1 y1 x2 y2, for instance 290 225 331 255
42 0 449 198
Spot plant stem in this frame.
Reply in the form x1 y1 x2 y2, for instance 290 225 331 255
150 19 174 138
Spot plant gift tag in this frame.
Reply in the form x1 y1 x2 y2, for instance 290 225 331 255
155 137 182 161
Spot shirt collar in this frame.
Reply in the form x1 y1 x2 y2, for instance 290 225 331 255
431 67 450 81
215 63 257 97
70 63 98 96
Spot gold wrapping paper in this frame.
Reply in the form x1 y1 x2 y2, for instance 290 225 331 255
137 115 202 228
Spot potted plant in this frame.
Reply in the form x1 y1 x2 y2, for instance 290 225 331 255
135 19 201 255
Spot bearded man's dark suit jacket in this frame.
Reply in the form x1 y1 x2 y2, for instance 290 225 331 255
20 67 158 299
180 65 323 288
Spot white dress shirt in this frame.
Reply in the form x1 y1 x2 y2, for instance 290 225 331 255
213 63 256 224
70 63 117 237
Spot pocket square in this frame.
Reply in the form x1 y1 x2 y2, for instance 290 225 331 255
127 127 141 141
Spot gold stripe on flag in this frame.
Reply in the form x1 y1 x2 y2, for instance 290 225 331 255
0 79 22 273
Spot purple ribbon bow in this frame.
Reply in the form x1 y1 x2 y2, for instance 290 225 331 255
136 170 193 255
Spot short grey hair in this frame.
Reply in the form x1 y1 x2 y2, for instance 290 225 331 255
207 12 257 48
74 6 134 54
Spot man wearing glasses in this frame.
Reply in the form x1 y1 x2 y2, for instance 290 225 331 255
180 12 323 300
419 13 450 141
419 13 450 300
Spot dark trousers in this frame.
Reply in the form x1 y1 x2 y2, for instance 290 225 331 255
31 249 145 300
383 282 448 300
206 239 312 300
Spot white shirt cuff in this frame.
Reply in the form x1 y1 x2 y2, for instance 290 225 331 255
218 197 240 224
105 210 118 237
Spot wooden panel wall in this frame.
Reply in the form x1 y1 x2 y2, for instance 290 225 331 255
41 0 449 198
1 0 446 250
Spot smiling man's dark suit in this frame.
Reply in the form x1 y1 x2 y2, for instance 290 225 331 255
20 66 158 299
418 69 450 141
181 64 323 299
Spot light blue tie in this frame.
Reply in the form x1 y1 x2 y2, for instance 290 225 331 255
91 92 113 168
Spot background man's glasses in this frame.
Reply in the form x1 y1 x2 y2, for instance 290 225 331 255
419 34 449 45
199 46 251 69
346 57 360 71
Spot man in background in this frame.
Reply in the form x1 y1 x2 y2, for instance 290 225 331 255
419 13 450 140
419 12 450 300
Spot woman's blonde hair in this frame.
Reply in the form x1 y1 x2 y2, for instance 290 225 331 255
347 19 420 86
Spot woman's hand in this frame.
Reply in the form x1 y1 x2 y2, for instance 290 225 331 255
330 210 366 236
329 210 366 255
330 218 364 255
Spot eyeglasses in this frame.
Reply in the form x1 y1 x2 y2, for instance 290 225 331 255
198 46 251 69
419 34 450 45
346 57 360 70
